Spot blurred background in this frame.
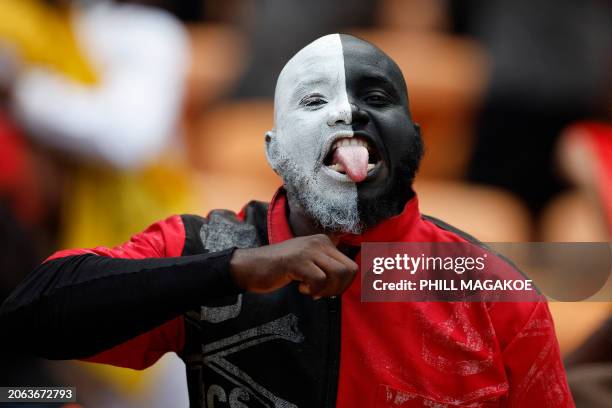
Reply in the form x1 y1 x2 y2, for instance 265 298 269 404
0 0 611 406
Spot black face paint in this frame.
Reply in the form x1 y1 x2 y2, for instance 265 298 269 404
339 34 424 228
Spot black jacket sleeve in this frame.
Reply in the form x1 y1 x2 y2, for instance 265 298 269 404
0 215 242 360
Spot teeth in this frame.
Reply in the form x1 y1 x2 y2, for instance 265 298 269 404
328 163 346 173
332 137 369 150
327 162 375 174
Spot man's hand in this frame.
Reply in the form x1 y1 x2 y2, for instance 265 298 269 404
229 234 358 298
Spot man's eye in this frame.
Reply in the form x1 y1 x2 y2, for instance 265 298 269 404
300 95 327 108
364 92 390 105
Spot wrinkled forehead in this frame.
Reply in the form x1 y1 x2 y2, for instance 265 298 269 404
274 34 408 119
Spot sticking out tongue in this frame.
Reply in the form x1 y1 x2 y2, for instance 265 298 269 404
332 145 369 182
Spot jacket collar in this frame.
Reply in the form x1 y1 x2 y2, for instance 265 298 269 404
267 187 422 245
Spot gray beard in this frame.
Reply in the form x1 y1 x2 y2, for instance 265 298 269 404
268 143 363 234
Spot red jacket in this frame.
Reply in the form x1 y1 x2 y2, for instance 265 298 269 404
0 188 573 407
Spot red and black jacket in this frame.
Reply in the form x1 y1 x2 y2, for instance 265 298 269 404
0 188 574 407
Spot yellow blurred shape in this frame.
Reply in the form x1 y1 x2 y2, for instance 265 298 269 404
0 0 97 83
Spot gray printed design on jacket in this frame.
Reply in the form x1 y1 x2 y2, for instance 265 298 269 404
199 210 260 324
200 210 260 253
200 314 304 408
200 295 243 324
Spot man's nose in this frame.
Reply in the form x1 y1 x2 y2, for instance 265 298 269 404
326 102 368 126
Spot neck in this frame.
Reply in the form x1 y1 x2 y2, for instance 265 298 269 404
287 194 325 237
285 194 346 245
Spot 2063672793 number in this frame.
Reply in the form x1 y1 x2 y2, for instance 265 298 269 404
0 387 76 402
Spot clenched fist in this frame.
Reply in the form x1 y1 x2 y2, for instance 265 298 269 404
229 234 358 298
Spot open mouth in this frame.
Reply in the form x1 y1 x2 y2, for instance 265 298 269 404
323 136 382 182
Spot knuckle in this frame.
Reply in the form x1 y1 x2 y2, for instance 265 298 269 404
305 238 318 250
332 264 349 276
306 238 326 252
303 248 317 261
312 273 327 284
315 234 330 244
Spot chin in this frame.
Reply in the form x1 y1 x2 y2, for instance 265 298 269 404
357 174 416 229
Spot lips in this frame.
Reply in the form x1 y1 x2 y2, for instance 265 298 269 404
323 134 382 182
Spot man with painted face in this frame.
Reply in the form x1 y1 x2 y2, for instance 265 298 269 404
0 34 573 407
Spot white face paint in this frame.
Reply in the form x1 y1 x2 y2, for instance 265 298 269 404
266 34 362 233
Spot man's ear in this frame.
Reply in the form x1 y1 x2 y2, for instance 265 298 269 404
264 130 279 173
265 130 273 144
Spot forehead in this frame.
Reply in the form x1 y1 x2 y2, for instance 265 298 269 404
275 34 407 108
340 34 407 99
275 35 344 102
